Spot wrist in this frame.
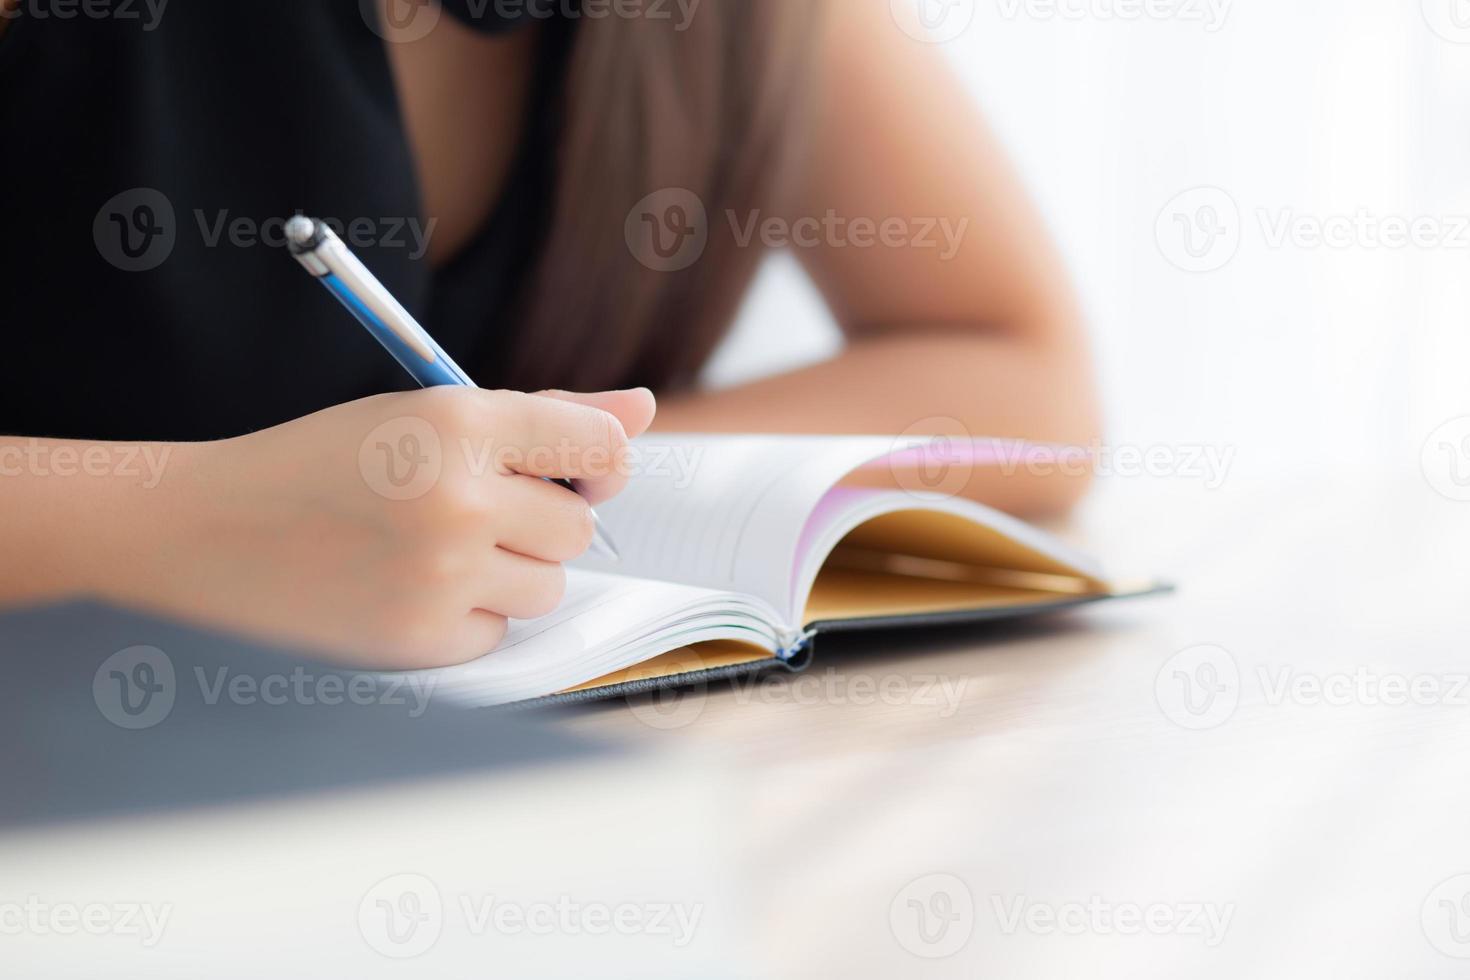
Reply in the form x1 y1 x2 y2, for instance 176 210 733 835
83 440 211 612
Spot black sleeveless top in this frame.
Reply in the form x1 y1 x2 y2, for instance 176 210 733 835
0 3 574 441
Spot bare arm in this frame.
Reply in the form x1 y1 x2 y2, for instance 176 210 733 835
0 390 656 665
656 2 1099 518
0 438 179 608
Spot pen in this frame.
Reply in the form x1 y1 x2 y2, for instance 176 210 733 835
284 215 620 561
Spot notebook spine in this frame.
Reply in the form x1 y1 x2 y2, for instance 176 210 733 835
777 627 818 662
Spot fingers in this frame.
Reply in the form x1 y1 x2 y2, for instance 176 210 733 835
393 387 655 505
535 389 657 440
487 390 629 476
370 543 566 669
532 390 657 503
439 611 511 666
471 548 568 622
436 549 565 665
475 389 651 503
489 474 596 562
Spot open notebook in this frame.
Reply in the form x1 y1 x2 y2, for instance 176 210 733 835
411 435 1163 706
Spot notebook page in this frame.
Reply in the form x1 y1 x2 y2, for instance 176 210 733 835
409 569 741 705
576 435 931 620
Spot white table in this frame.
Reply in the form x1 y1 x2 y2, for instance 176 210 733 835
559 468 1470 978
7 467 1468 978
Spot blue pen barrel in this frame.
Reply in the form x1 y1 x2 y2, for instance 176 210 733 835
321 274 468 388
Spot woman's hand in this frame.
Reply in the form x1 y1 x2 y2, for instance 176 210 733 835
6 388 655 669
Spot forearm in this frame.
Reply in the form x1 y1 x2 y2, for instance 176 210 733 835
654 332 1101 518
0 437 184 607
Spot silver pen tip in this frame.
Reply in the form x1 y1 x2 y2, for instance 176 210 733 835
588 520 621 562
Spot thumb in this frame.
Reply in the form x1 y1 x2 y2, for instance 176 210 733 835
534 388 657 440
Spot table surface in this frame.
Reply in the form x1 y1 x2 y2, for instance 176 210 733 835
558 468 1470 977
7 467 1468 978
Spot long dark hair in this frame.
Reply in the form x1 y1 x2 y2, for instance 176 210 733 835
505 0 820 393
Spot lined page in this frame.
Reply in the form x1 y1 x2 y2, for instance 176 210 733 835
577 435 929 619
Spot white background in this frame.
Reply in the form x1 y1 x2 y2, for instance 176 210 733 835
707 0 1470 487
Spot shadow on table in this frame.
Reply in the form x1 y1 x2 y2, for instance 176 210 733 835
0 602 605 831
